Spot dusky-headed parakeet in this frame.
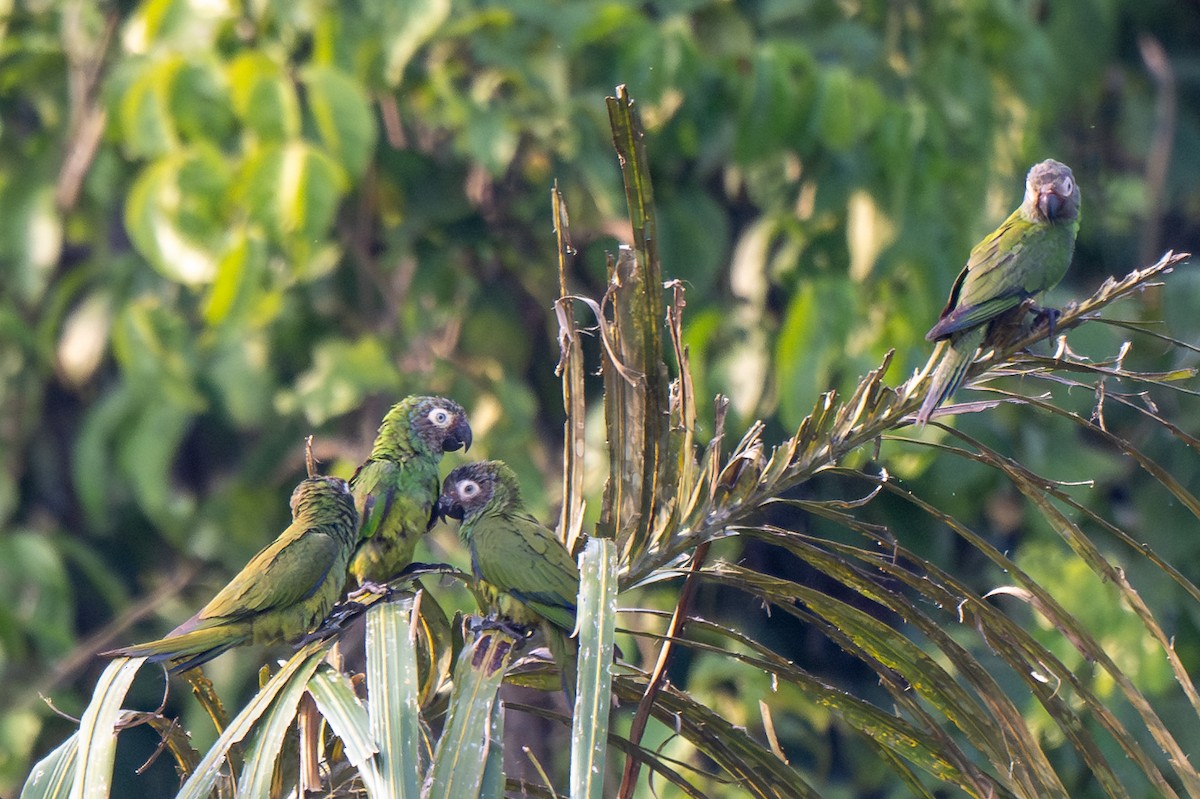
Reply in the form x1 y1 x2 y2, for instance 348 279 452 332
347 395 472 588
435 459 580 700
104 451 357 672
917 159 1080 426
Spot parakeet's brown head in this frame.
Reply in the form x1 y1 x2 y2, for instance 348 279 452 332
435 460 521 524
1024 159 1080 224
289 474 354 517
375 395 473 458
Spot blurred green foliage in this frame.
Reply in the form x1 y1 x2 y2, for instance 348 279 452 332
2 0 1199 795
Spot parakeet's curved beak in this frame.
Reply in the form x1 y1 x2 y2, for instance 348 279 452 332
435 495 465 522
443 419 473 452
1037 183 1066 221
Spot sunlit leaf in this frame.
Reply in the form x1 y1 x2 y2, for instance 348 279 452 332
72 658 144 799
237 140 348 255
570 537 619 799
176 644 329 799
426 632 517 799
0 182 62 306
201 226 268 326
17 730 75 799
365 598 422 799
307 666 384 795
275 336 401 426
118 55 185 157
125 146 231 285
302 64 377 179
122 0 232 55
56 291 112 389
228 52 300 141
380 0 451 85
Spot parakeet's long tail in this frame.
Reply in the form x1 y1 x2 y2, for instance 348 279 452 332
545 623 578 704
101 626 249 673
916 327 984 427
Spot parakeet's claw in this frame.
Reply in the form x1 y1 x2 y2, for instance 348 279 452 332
394 561 459 580
299 579 422 645
1029 304 1062 339
467 615 535 640
295 621 340 646
297 598 371 644
347 581 394 603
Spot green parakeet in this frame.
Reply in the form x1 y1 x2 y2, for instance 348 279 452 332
104 468 357 672
347 395 472 587
917 159 1081 426
435 460 580 700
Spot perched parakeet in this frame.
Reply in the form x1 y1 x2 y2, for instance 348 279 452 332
435 460 580 700
104 466 357 672
917 159 1081 426
347 395 472 587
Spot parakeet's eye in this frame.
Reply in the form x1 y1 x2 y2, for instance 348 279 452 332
1060 176 1074 195
428 408 452 427
457 479 481 499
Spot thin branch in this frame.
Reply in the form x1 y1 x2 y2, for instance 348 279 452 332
30 560 202 708
1138 35 1176 267
617 541 709 799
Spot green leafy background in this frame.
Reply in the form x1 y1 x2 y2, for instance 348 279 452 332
2 1 1199 796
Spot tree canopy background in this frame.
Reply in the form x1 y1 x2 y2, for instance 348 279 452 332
3 1 1200 796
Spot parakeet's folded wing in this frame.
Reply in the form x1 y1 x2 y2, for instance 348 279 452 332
352 460 397 542
470 512 579 633
194 525 344 623
926 210 1033 340
353 458 437 543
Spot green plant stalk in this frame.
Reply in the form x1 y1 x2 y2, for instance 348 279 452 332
366 596 424 799
175 643 329 799
72 657 144 799
569 538 619 799
425 631 518 799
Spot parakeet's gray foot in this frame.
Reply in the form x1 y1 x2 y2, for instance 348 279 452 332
1029 304 1062 339
298 598 371 644
395 561 459 580
468 615 534 640
347 581 394 602
300 583 400 644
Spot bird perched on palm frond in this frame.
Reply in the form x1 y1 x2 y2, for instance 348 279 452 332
917 159 1081 426
347 395 472 589
103 439 357 672
435 460 580 701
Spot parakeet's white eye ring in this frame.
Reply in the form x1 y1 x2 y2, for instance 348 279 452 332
429 408 452 427
458 479 480 499
1060 176 1074 195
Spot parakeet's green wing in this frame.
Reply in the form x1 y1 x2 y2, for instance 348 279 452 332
353 459 428 543
927 210 1036 339
196 525 345 623
470 511 579 633
347 457 441 584
352 460 394 543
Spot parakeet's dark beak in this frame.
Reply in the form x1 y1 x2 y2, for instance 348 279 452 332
1037 184 1065 221
435 495 465 522
442 420 473 453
